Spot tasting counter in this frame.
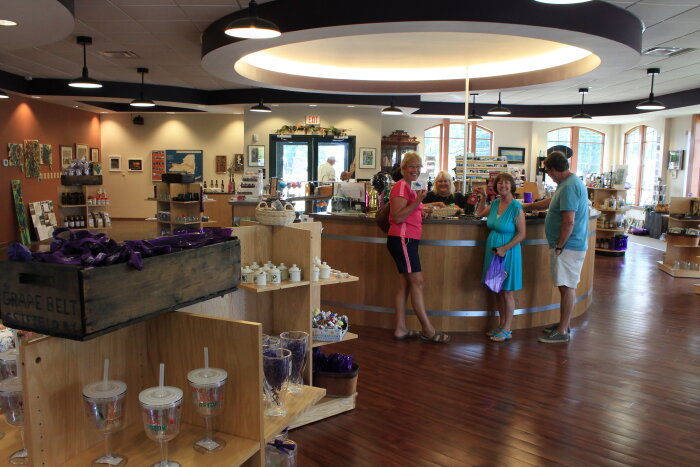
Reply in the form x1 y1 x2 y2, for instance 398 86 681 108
311 212 598 332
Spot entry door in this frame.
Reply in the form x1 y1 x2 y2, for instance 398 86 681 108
275 140 310 182
270 135 356 181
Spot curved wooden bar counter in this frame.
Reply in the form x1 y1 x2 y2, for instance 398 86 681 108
312 213 597 332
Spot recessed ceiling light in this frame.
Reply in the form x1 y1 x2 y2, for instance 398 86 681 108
309 104 317 107
31 96 41 99
0 19 18 27
197 105 205 108
73 105 79 108
347 105 356 108
166 112 175 114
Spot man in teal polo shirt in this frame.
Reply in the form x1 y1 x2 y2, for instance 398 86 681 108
522 151 589 343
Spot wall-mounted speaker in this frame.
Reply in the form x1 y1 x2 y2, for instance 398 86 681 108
133 115 144 125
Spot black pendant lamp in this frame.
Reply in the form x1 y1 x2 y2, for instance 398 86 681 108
250 98 272 112
381 98 402 115
130 68 155 108
572 87 592 119
487 92 511 116
468 93 482 121
636 68 665 111
225 0 281 39
68 36 102 89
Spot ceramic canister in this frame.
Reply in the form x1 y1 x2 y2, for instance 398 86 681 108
289 264 301 282
268 265 281 284
241 265 253 283
311 265 320 282
319 262 331 280
278 263 289 281
254 270 267 286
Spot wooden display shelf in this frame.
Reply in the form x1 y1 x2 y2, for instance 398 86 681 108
595 248 626 256
665 215 700 222
595 207 630 212
0 421 23 463
312 331 358 348
289 394 357 429
264 386 326 442
596 248 626 253
62 422 260 467
312 274 359 286
239 280 310 292
657 261 700 278
597 228 626 232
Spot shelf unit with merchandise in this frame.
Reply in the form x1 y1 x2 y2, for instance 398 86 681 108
57 180 112 230
588 187 629 256
147 182 216 235
658 196 700 278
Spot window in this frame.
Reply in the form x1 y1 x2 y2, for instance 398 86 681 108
423 125 441 177
546 127 604 177
624 126 661 206
436 122 493 173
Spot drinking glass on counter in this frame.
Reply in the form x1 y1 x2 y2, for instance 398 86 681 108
263 349 291 417
279 331 309 394
187 347 227 453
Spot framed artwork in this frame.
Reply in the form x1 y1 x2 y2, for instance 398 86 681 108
128 158 143 172
165 149 203 182
215 155 227 173
24 140 40 178
90 147 100 163
40 144 52 166
75 143 89 161
668 150 684 170
248 145 265 167
233 153 244 172
498 147 525 164
109 155 122 171
60 145 73 168
8 143 23 167
359 147 376 169
151 150 166 181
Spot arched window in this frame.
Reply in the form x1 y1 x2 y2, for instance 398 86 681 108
423 125 442 177
446 123 493 172
624 126 661 205
546 127 604 177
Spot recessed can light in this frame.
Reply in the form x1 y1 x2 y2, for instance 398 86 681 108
0 20 18 27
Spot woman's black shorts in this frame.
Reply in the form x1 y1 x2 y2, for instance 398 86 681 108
387 236 421 274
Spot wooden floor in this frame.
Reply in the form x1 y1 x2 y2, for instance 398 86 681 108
292 242 700 466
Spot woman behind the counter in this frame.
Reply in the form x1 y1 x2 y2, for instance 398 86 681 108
387 152 450 344
423 170 466 209
475 173 526 342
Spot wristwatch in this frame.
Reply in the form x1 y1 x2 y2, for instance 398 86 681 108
555 247 563 254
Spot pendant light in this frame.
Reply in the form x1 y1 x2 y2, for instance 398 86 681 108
572 88 592 119
487 92 511 116
225 0 281 39
468 93 482 121
0 90 8 99
381 98 402 115
636 68 665 110
130 68 155 108
68 36 102 89
250 98 272 112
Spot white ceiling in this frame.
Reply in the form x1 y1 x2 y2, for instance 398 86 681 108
0 0 700 113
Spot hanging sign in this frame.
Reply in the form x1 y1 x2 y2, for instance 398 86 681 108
306 115 320 126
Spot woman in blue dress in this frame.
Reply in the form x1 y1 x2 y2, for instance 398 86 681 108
475 173 526 342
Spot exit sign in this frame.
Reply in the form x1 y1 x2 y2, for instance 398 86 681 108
306 115 320 125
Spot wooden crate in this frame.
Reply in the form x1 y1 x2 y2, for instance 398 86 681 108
0 238 241 340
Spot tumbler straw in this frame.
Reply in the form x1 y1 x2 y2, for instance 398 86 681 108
204 347 209 369
158 363 165 395
12 331 19 381
102 358 110 389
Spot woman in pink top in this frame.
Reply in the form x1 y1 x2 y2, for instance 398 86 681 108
387 152 450 344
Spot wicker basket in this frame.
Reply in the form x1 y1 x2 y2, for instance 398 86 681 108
431 206 460 218
255 201 296 226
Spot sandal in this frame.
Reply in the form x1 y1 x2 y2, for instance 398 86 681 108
393 330 421 341
485 326 503 337
420 331 451 344
490 329 512 342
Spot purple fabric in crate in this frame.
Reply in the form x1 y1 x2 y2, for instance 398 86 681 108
7 227 232 271
483 254 508 294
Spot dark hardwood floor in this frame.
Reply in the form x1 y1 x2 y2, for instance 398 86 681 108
292 242 700 466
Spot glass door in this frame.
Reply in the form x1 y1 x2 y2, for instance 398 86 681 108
270 135 356 182
276 140 310 182
315 139 351 180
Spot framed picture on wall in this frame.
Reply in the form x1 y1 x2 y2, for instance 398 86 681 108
234 153 244 172
359 147 376 169
60 145 73 168
215 155 227 173
90 147 100 162
128 158 143 172
109 155 122 171
75 143 89 161
498 147 525 164
668 150 684 170
248 145 265 167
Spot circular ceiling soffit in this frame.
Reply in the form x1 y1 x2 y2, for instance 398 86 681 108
201 0 642 94
0 0 74 51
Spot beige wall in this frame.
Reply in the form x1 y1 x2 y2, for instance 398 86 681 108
100 113 244 218
665 115 692 198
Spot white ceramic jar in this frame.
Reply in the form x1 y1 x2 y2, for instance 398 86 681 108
289 264 301 282
311 264 320 282
278 263 289 281
241 265 253 284
268 265 281 284
250 261 260 271
254 269 267 286
319 261 331 280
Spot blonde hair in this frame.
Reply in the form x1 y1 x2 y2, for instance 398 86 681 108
399 151 422 176
432 170 454 195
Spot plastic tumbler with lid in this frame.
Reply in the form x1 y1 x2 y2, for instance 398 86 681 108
187 347 227 453
82 359 128 466
0 377 28 465
139 364 183 467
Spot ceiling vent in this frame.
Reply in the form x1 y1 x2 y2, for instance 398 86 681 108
99 50 139 59
642 46 695 57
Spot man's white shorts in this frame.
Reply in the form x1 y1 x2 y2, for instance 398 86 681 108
550 248 586 289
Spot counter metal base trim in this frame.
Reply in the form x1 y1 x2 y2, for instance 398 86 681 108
322 287 592 317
